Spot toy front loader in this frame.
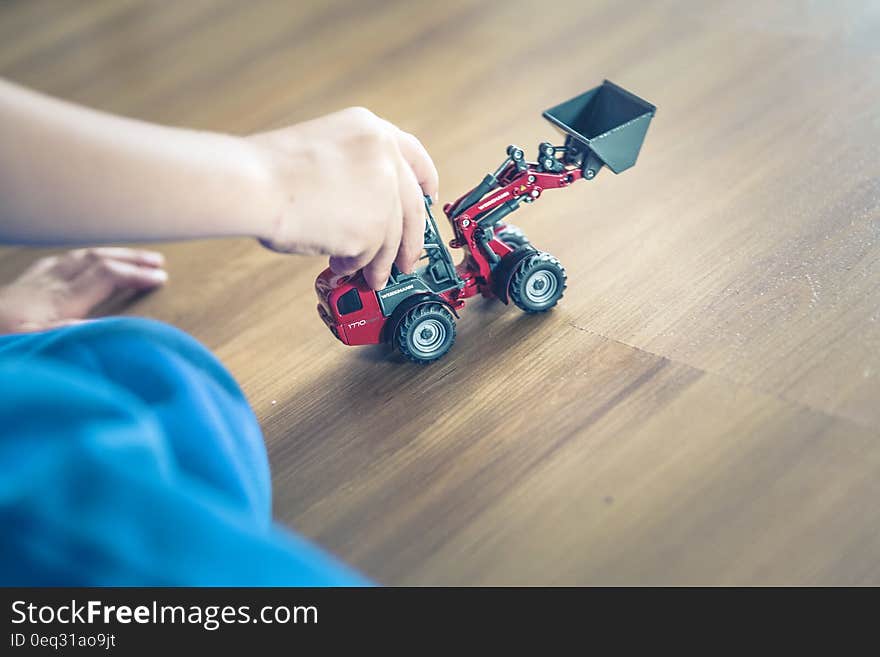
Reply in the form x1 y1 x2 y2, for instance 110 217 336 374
316 80 656 363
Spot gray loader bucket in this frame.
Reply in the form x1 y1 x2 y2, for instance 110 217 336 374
543 80 656 174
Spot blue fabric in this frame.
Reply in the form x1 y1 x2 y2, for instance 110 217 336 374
0 317 370 586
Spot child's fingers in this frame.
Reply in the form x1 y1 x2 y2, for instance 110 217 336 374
52 247 165 278
393 128 439 202
87 247 165 267
66 258 167 317
363 199 404 290
328 254 369 277
17 318 89 333
24 255 62 276
394 161 426 274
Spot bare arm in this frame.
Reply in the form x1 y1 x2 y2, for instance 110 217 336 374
0 78 273 245
0 79 439 289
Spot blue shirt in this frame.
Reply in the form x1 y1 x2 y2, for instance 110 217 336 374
0 318 369 586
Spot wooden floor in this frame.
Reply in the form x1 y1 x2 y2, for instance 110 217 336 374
2 0 879 585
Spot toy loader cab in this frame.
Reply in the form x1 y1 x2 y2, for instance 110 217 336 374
388 198 460 295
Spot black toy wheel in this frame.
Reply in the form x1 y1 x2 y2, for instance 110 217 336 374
496 224 530 250
509 252 567 313
396 302 456 363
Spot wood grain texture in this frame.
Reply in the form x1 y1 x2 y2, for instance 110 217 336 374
1 0 879 584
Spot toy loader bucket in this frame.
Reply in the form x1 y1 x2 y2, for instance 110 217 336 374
543 80 656 174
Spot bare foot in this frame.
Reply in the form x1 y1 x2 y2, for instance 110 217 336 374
0 248 167 334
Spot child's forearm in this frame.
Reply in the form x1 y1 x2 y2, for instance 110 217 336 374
0 79 439 290
0 79 274 245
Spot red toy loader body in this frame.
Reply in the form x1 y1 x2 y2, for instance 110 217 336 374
315 80 656 363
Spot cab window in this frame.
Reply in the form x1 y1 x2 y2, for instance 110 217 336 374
337 288 363 315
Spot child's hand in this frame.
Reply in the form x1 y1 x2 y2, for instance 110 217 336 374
250 107 439 290
0 248 167 334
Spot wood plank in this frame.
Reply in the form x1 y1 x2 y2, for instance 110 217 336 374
1 0 878 584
